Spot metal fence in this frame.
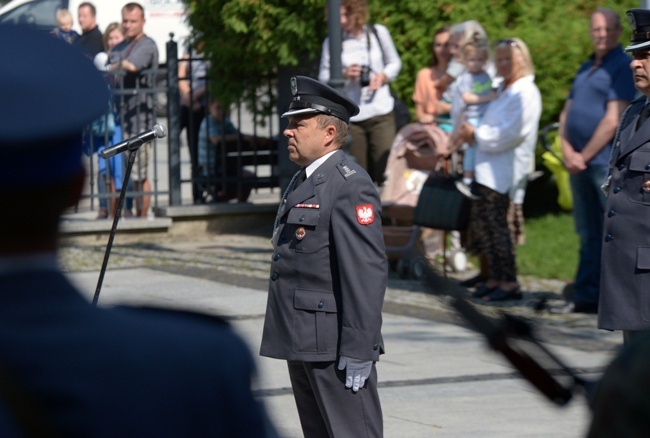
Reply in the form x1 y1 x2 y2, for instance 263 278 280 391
83 36 280 216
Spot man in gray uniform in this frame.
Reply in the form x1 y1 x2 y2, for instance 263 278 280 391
599 8 650 343
260 76 387 437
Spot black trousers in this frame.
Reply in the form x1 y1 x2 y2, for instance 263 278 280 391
287 360 383 438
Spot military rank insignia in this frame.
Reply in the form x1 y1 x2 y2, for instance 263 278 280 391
356 204 375 225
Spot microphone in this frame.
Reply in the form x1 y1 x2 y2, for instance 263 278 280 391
100 124 167 159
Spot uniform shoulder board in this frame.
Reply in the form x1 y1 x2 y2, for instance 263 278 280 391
337 160 358 179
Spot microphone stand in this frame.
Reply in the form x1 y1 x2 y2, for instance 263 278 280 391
92 139 143 305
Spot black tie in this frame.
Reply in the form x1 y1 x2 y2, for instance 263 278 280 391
271 168 306 244
638 104 650 130
294 168 307 189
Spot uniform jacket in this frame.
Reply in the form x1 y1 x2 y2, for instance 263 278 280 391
260 150 387 362
599 97 650 330
0 270 274 437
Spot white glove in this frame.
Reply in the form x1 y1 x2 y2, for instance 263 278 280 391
337 355 373 392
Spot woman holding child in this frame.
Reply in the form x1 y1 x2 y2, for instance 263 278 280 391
454 37 542 301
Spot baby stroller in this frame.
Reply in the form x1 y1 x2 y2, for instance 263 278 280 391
381 122 451 279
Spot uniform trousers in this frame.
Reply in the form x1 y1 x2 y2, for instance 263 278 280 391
623 330 650 345
287 360 383 438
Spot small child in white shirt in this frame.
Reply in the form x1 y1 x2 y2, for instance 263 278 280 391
451 41 496 199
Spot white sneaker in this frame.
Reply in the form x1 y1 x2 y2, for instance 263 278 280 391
455 180 480 200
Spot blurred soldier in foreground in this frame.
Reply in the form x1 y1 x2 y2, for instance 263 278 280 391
588 332 650 436
0 24 274 437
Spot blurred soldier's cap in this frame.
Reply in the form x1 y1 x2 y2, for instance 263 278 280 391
626 9 650 52
0 24 109 187
282 76 359 124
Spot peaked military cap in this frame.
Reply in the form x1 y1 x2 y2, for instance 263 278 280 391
626 9 650 52
282 76 359 123
0 24 109 187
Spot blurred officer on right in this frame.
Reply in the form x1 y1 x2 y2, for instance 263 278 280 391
599 8 650 344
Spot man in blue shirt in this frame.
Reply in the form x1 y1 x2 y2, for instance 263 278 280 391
557 7 636 314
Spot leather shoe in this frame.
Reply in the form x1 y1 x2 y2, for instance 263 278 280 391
471 284 496 299
483 286 522 302
460 274 488 288
550 301 598 314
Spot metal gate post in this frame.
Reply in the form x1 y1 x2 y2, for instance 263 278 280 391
166 33 182 205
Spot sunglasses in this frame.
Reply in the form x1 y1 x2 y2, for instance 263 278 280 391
497 39 520 47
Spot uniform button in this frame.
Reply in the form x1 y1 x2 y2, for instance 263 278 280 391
373 343 379 350
299 215 305 222
646 164 650 170
607 209 616 218
271 271 279 280
605 233 613 242
318 301 324 309
273 253 281 261
618 163 625 170
613 186 621 194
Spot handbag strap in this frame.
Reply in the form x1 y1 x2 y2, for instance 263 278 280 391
366 25 401 99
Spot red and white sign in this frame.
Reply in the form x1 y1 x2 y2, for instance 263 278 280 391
356 204 375 225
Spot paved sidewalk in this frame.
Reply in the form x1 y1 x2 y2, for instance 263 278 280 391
61 233 620 437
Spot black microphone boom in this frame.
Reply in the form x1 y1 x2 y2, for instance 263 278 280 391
100 124 167 159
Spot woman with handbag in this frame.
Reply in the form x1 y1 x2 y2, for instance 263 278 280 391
454 37 542 302
318 0 402 185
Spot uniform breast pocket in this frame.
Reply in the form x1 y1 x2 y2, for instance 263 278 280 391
627 151 650 205
286 208 323 253
292 288 338 353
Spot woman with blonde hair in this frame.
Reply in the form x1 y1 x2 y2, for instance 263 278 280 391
455 37 542 301
93 23 125 71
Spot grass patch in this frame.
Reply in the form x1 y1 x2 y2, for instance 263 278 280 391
518 212 578 281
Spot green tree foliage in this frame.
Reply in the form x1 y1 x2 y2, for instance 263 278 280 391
183 0 327 111
183 0 637 127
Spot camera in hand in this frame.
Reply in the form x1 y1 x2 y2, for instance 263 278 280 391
360 65 370 87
